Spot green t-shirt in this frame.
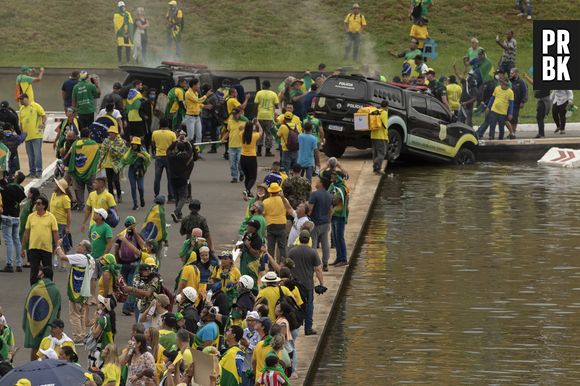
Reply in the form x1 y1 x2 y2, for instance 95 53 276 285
98 314 114 346
0 325 14 360
289 89 303 101
403 48 423 60
479 58 493 83
89 222 113 258
467 47 478 61
412 0 432 16
72 79 98 115
303 116 322 143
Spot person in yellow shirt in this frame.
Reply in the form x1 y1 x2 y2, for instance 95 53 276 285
371 101 389 175
275 103 302 130
256 272 295 322
16 66 44 104
21 195 59 286
49 179 72 269
184 78 213 143
101 344 122 386
409 17 429 49
240 119 264 199
37 319 75 359
152 118 177 201
487 79 515 140
254 80 279 156
277 112 302 173
18 94 46 178
343 3 367 61
446 76 463 114
227 108 249 183
81 176 117 233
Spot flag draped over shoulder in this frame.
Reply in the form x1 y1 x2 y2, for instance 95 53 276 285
68 138 100 183
23 279 61 348
141 204 167 242
0 142 10 172
120 148 151 171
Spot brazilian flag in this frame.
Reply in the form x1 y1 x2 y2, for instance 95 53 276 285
23 279 62 348
68 138 101 183
0 142 10 172
141 204 167 242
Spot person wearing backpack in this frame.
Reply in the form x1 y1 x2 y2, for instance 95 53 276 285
256 272 296 321
115 216 145 316
277 112 302 173
343 3 367 61
55 238 95 344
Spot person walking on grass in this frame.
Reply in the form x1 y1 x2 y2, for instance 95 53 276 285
114 1 134 64
121 137 152 210
516 0 532 20
240 119 263 201
18 93 46 179
343 3 367 62
371 101 389 175
166 0 184 57
496 30 517 74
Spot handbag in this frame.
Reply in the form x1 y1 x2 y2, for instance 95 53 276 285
84 316 106 352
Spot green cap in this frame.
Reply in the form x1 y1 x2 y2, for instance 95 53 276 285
124 216 136 226
20 66 30 72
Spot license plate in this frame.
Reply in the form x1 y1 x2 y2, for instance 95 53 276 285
328 124 343 132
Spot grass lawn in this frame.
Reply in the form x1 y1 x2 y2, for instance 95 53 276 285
1 0 579 123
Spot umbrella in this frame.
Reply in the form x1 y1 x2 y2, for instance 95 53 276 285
0 359 86 386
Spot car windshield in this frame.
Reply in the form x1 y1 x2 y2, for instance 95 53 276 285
320 78 367 99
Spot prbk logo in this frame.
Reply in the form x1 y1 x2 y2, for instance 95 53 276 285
533 21 580 90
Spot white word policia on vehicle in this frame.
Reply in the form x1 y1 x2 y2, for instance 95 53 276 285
533 20 580 90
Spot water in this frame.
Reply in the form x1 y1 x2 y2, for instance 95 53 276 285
314 162 580 385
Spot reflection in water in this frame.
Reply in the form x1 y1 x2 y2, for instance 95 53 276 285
314 163 580 385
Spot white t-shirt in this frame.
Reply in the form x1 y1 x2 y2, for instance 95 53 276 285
66 253 90 266
97 108 122 120
287 216 310 247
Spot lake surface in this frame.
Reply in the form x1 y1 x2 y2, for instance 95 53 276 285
313 162 580 385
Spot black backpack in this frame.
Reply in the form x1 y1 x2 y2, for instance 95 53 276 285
277 286 304 330
215 96 231 122
411 1 422 20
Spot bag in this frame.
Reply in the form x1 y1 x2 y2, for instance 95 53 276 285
84 318 105 352
106 207 120 228
285 124 299 152
114 275 128 303
118 235 140 264
215 96 230 122
277 287 304 330
411 1 422 20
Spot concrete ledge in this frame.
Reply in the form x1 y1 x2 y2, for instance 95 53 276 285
296 155 383 385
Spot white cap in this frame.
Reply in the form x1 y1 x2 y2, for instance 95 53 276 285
94 208 108 220
39 348 58 360
245 311 260 321
239 275 255 290
183 287 198 303
118 1 126 7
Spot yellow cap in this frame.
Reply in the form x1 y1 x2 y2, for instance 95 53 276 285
131 137 142 145
15 380 32 386
268 182 282 193
107 126 119 134
284 111 293 120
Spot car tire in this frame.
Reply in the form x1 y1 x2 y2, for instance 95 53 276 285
454 147 476 165
387 128 403 161
324 134 346 158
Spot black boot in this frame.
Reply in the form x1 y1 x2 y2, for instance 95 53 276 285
257 146 262 157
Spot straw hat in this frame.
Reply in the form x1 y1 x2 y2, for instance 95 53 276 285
261 271 281 283
55 178 68 193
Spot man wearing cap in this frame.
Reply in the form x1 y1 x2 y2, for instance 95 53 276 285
50 178 72 255
391 38 423 61
89 208 113 261
289 79 307 120
122 257 161 320
152 117 176 201
72 71 101 129
180 199 213 248
263 183 294 262
254 80 279 157
256 272 295 321
81 176 117 233
241 311 260 384
61 71 79 111
0 172 26 273
166 0 184 56
277 111 302 174
100 126 127 202
37 319 75 359
18 93 46 179
56 239 95 343
100 82 125 114
139 293 170 329
343 3 367 61
426 69 450 109
21 196 59 285
16 66 44 104
114 1 134 63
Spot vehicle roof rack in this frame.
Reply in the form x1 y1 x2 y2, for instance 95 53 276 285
387 82 429 92
159 61 209 71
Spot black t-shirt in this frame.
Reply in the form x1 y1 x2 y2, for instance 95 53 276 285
289 245 321 290
242 231 263 251
1 183 26 217
309 189 332 225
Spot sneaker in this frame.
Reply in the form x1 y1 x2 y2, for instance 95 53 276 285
132 204 139 210
247 191 254 198
534 134 545 139
329 260 340 266
322 265 328 272
305 329 318 336
508 134 516 139
242 191 249 201
140 198 145 207
16 266 22 272
230 178 238 183
527 15 532 20
517 12 525 16
0 266 13 273
554 128 561 134
171 212 180 223
334 261 348 267
239 174 244 182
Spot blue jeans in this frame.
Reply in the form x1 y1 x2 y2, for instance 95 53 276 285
184 115 203 143
241 373 254 386
301 166 313 182
128 165 145 206
517 0 532 15
121 263 137 313
476 113 491 139
2 216 21 268
25 139 42 175
281 151 298 173
228 147 242 179
344 32 361 61
153 157 173 199
57 223 72 252
489 111 507 140
304 288 314 331
331 216 347 263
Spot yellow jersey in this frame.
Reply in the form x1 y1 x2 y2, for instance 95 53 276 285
344 13 367 33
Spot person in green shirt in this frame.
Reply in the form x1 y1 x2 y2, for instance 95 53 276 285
466 37 480 62
329 174 348 266
0 316 14 361
72 71 101 129
390 38 423 60
16 66 44 104
89 294 117 368
89 208 113 259
409 0 432 21
303 109 324 173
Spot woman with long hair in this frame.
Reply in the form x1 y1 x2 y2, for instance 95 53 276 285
145 327 165 384
133 7 149 63
121 137 151 210
102 344 122 386
89 295 118 368
58 345 79 364
239 119 263 200
125 333 156 386
274 302 297 378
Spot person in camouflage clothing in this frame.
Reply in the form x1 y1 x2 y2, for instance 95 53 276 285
179 199 213 252
282 164 312 209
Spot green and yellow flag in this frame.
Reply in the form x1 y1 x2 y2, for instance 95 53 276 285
141 204 167 242
68 138 100 183
0 142 10 172
23 279 62 348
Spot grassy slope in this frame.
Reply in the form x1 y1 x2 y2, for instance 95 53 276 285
1 0 579 123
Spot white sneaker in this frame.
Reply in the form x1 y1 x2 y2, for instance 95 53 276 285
527 15 532 20
517 12 525 16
